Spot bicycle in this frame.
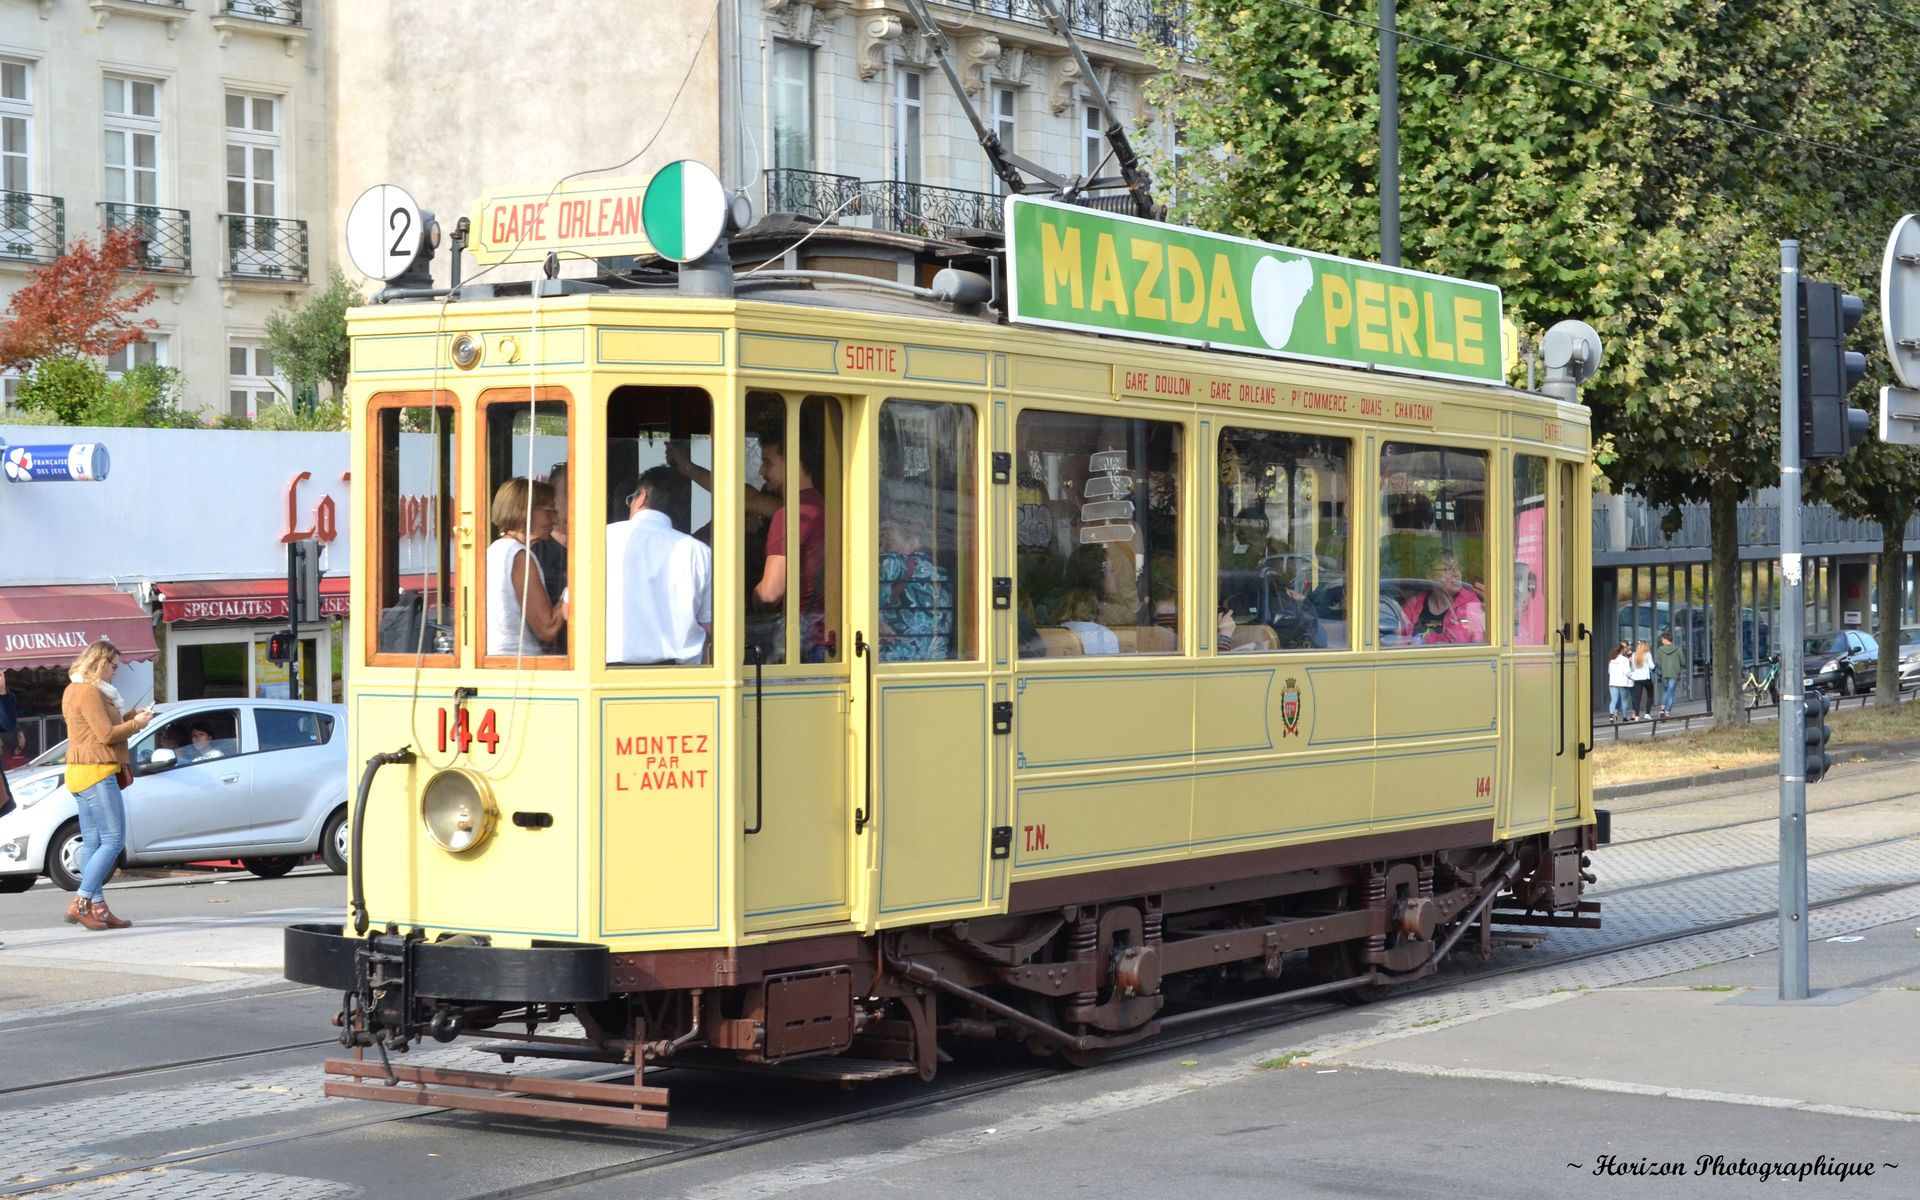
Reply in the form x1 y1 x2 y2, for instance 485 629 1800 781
1742 656 1781 709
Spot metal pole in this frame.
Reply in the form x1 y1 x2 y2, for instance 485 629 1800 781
1777 240 1810 1001
287 542 301 702
1379 0 1400 266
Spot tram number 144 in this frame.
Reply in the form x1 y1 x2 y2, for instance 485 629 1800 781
436 706 501 755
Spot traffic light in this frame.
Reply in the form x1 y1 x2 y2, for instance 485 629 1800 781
1803 691 1832 783
267 629 296 663
289 538 321 624
1798 279 1871 461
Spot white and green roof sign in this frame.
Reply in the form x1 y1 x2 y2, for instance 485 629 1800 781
1005 197 1505 386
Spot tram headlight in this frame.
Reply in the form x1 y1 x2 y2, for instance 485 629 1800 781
420 768 499 854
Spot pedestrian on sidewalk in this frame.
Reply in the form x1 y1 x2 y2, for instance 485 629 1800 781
1606 640 1632 722
1630 640 1655 719
60 639 151 933
1654 631 1684 717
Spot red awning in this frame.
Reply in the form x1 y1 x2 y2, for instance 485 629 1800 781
0 585 159 669
158 577 350 624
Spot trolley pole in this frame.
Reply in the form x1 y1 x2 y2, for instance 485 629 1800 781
1379 0 1400 267
1777 240 1810 1001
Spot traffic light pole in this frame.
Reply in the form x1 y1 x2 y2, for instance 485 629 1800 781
285 541 300 703
1777 240 1811 1001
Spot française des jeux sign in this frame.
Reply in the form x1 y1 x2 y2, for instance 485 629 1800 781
1006 197 1504 386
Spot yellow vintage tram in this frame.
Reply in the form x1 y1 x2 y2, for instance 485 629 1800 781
287 185 1601 1128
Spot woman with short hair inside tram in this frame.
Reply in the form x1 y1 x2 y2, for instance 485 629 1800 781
60 638 152 931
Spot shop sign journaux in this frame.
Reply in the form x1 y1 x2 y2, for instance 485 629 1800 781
1005 197 1505 386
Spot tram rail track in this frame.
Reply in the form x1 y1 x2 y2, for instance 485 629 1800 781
6 877 1914 1200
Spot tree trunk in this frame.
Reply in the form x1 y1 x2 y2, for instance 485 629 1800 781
1878 514 1908 708
1710 480 1742 727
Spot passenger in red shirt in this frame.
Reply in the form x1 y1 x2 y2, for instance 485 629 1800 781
754 432 829 661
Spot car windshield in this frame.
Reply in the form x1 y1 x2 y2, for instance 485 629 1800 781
29 739 67 768
1804 634 1846 657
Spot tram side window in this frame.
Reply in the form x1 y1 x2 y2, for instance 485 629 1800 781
736 391 845 666
478 388 571 662
1216 428 1350 653
607 385 715 667
1513 454 1549 646
877 399 976 662
1379 442 1488 647
373 399 456 662
1015 410 1181 658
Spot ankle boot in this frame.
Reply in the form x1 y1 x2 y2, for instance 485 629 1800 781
63 895 90 925
70 898 109 932
89 901 131 930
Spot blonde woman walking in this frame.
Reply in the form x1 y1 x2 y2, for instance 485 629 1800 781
1630 639 1656 721
60 639 151 931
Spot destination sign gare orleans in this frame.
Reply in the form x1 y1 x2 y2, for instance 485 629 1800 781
1006 197 1505 387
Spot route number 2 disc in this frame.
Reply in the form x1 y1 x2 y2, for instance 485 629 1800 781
346 184 425 281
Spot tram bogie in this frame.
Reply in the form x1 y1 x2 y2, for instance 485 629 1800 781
287 209 1600 1128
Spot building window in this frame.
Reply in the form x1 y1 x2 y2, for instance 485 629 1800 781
1083 104 1103 180
105 334 167 379
224 92 280 217
893 70 922 185
103 75 161 206
229 339 281 419
1 367 21 412
1 59 31 198
992 86 1017 197
769 41 813 174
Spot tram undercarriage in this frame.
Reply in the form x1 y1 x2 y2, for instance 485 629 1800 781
286 825 1599 1129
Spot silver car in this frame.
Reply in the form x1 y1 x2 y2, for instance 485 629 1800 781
0 698 347 892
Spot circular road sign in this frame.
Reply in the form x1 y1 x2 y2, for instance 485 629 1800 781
346 184 426 281
1881 213 1920 390
642 160 730 263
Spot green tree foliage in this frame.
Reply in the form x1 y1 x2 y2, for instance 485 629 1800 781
13 356 197 428
264 264 363 402
1155 0 1920 720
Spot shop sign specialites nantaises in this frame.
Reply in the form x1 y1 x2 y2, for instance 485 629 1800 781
1005 197 1504 386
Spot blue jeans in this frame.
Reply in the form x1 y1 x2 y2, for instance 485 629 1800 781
73 774 127 902
1609 685 1631 718
1661 678 1678 712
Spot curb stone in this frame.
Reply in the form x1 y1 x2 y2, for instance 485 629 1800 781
1595 736 1920 801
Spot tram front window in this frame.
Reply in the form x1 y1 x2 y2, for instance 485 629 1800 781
371 397 456 664
1379 442 1488 647
1015 410 1181 658
480 388 571 663
607 385 715 667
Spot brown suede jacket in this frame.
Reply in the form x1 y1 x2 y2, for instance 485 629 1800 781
61 681 143 767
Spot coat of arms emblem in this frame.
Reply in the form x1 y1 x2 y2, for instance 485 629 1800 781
1281 676 1302 737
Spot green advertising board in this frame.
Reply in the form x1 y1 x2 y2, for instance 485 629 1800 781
1005 197 1505 386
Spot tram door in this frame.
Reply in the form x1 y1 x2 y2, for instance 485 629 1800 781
859 397 1000 928
1551 460 1583 825
1504 453 1555 834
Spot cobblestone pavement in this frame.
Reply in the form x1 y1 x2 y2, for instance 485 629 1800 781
1 766 1913 1199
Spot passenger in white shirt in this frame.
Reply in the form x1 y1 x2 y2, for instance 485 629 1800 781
606 466 714 665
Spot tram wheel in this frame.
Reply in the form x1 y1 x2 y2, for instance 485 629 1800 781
1309 939 1387 1005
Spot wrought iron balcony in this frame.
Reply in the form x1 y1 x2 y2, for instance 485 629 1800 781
0 192 65 266
936 0 1187 50
222 214 309 283
766 168 862 222
861 180 1003 236
217 0 302 24
99 202 192 274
